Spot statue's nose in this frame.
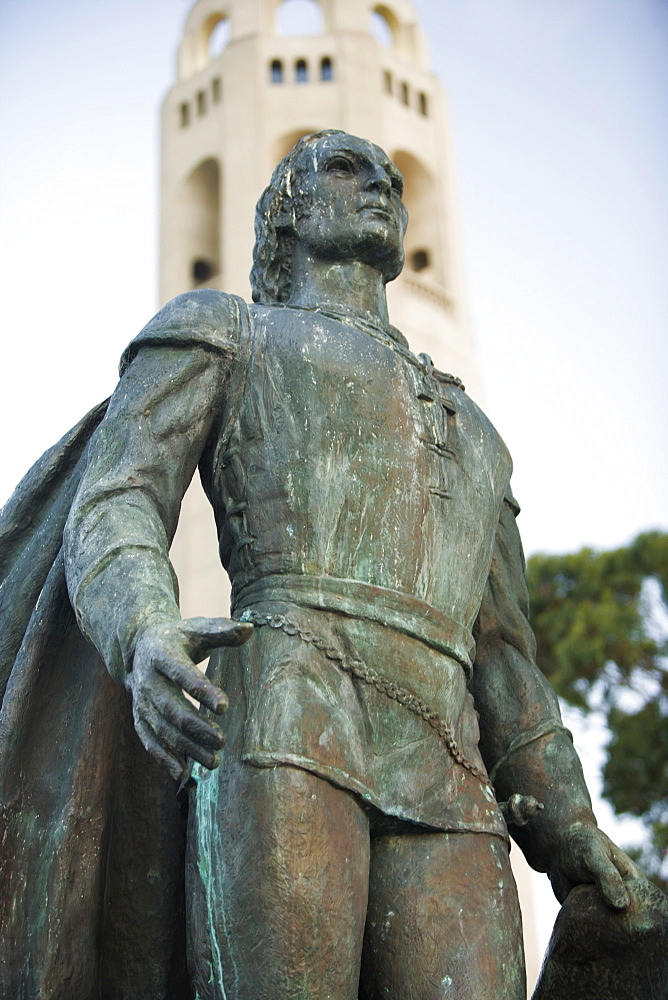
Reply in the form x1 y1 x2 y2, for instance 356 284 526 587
365 167 392 196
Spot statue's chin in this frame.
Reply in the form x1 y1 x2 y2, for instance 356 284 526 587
383 257 405 284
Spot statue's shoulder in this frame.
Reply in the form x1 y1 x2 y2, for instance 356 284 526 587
120 290 247 374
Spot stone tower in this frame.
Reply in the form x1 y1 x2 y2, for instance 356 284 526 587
160 0 541 985
159 0 481 393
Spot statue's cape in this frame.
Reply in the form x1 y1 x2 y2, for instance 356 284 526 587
0 404 189 999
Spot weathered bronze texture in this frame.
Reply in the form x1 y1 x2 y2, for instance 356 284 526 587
533 878 668 999
0 131 664 999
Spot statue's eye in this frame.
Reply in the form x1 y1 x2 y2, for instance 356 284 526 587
391 176 404 196
326 157 354 175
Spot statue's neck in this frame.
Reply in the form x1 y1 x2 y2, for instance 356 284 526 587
288 258 390 329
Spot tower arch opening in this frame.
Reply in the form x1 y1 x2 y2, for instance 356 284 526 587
208 16 231 59
392 150 442 283
179 157 221 289
369 7 397 49
277 0 324 37
177 4 236 78
369 3 418 63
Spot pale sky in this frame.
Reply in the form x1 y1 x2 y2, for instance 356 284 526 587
1 0 666 960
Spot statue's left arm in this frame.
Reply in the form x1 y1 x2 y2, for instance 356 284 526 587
470 495 636 908
63 291 253 781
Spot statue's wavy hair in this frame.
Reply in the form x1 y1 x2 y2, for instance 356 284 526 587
250 130 346 305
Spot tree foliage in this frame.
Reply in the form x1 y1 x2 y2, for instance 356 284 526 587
526 531 668 889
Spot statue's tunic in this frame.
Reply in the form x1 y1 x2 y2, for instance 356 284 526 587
65 291 563 838
209 303 509 833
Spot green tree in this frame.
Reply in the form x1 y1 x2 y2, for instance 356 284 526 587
526 531 668 889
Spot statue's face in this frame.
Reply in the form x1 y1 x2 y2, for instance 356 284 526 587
291 134 408 282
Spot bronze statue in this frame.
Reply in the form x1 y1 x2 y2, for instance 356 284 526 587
0 131 665 999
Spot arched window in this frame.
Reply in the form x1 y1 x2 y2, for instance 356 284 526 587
295 59 308 84
271 59 284 84
208 17 231 58
182 158 221 289
179 102 190 128
320 57 333 82
369 8 395 48
400 81 409 106
197 90 206 116
411 249 430 272
212 77 221 103
277 0 324 37
418 92 429 116
393 151 441 284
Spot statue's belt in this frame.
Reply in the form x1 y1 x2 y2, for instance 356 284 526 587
231 573 475 678
233 575 488 788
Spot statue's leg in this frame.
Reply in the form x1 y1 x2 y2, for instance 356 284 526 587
188 762 370 1000
359 830 526 1000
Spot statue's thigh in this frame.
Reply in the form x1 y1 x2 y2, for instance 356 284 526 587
360 831 526 1000
187 762 370 1000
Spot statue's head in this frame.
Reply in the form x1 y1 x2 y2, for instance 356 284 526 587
250 130 408 304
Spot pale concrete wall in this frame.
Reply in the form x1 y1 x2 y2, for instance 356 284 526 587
159 0 475 360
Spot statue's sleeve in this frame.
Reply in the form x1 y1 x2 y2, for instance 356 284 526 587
471 492 598 873
63 291 241 684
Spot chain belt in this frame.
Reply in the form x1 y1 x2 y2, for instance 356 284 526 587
236 608 490 788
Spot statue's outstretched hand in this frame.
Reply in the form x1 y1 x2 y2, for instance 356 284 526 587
127 616 253 782
550 822 640 910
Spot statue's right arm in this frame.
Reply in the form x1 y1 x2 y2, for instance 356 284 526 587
470 495 636 908
64 305 252 781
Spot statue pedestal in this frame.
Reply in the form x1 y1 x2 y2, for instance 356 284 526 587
533 877 668 1000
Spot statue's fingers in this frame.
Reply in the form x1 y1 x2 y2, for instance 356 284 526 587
589 847 630 909
150 680 225 751
609 842 641 882
181 617 253 661
140 697 222 771
134 715 186 782
154 651 230 714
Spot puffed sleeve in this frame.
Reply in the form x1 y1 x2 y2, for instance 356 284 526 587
471 491 598 873
64 291 243 684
